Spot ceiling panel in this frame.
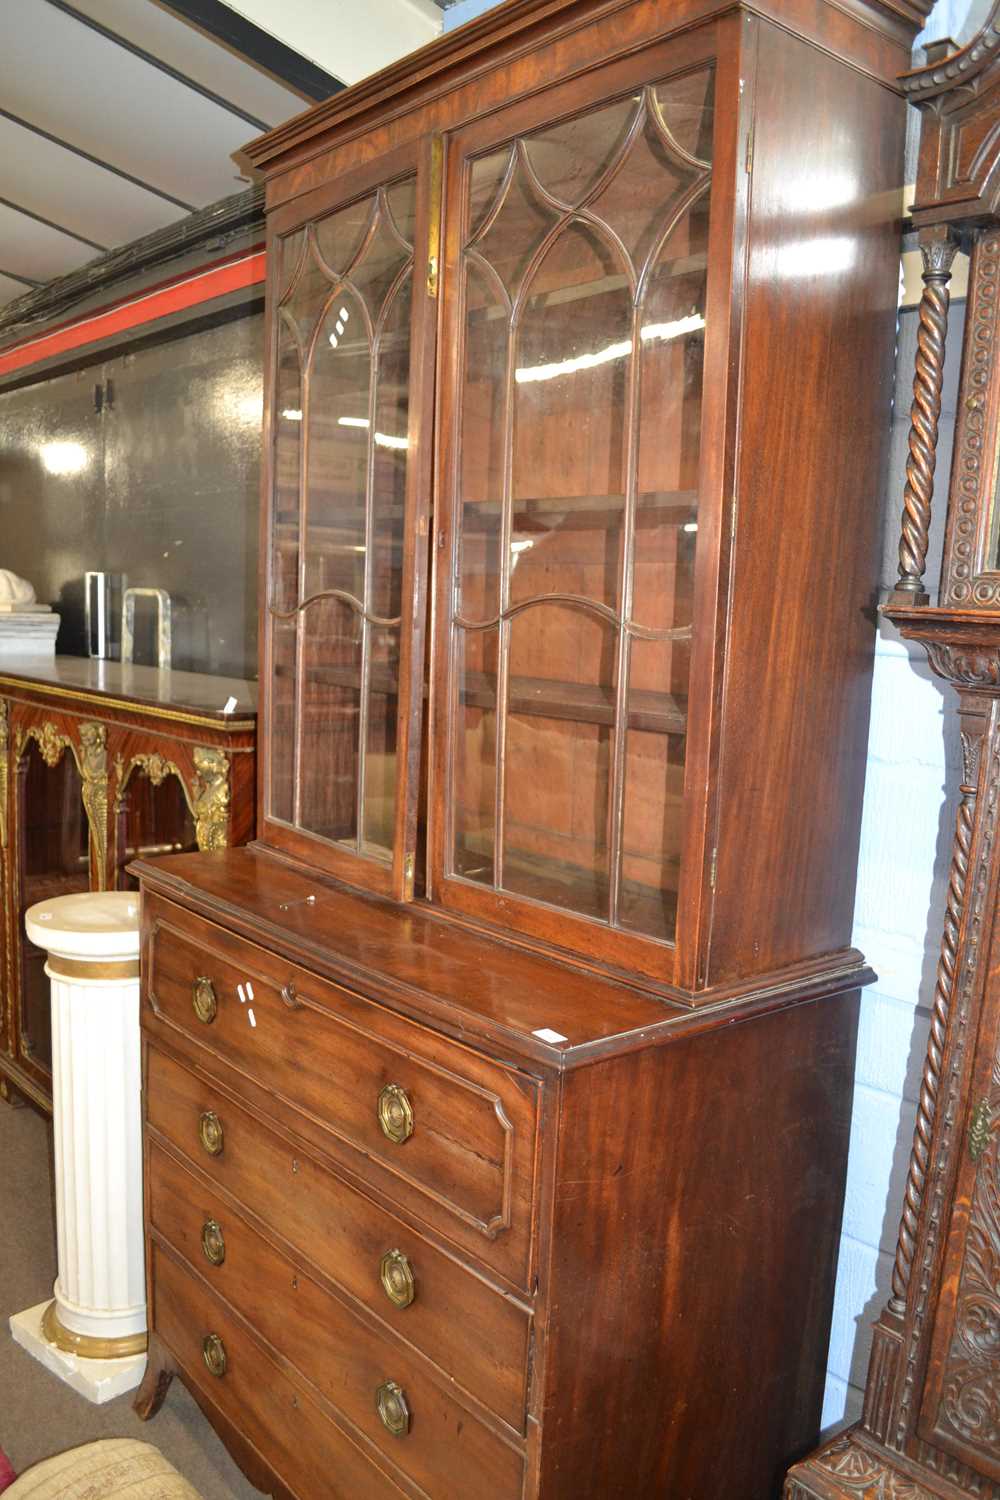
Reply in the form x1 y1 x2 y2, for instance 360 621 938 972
0 201 95 282
66 0 311 127
0 113 184 249
1 2 258 206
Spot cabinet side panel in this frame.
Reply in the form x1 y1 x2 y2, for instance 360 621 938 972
708 24 903 984
536 991 859 1499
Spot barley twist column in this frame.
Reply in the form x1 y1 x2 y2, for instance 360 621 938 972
890 228 960 607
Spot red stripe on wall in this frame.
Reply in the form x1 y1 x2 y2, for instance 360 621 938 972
0 248 267 378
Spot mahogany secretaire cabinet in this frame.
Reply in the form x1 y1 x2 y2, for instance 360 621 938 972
131 1 929 1495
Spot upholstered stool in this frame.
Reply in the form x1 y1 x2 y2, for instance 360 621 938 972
5 1440 202 1499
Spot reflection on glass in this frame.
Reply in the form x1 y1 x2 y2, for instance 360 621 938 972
19 744 89 1072
458 262 507 622
503 605 616 919
269 177 416 864
117 771 196 891
454 626 498 882
451 68 714 946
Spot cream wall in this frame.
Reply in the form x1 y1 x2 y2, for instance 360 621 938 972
222 0 443 85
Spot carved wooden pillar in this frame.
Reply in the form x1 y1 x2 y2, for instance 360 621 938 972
890 227 960 608
786 618 1000 1498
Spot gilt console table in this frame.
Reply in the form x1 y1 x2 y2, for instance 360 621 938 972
0 656 256 1112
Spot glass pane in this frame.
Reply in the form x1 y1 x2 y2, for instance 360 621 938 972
269 615 297 824
371 273 412 622
270 173 417 867
363 624 400 855
512 223 631 608
272 328 302 613
458 262 507 623
19 743 89 1073
654 66 715 164
278 229 306 298
523 95 637 207
450 69 714 947
117 771 196 891
386 179 417 247
454 626 498 882
588 109 702 281
633 212 709 631
501 605 616 918
620 638 689 940
315 196 374 280
305 287 370 603
282 236 333 349
474 155 559 301
299 596 361 841
468 148 511 241
352 207 411 327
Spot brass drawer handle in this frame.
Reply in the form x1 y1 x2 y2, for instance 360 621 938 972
379 1249 415 1310
202 1218 226 1266
280 982 302 1010
192 975 217 1025
375 1380 410 1437
377 1084 413 1145
202 1333 227 1378
198 1110 224 1157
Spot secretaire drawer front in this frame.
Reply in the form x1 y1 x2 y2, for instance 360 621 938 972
148 1151 526 1500
145 1047 532 1430
151 1243 409 1500
144 900 538 1284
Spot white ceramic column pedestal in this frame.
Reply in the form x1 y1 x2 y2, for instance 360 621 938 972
9 891 147 1403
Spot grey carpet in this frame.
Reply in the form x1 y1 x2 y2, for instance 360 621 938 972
0 1097 262 1498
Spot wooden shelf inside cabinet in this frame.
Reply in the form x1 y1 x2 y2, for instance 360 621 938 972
283 663 688 736
460 490 700 532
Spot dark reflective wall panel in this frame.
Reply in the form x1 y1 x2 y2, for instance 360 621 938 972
0 312 262 678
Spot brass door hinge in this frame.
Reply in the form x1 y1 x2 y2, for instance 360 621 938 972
709 847 718 891
745 122 755 176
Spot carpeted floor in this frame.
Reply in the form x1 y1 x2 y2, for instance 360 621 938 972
0 1097 261 1499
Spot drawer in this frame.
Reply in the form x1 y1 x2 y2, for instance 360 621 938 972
151 1242 407 1500
149 1154 526 1500
144 895 539 1288
145 1046 532 1431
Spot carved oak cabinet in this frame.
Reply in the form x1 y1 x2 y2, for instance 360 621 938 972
786 9 1000 1500
131 0 928 1495
0 658 256 1111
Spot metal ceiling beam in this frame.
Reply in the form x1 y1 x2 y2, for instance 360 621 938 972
0 108 196 214
0 192 108 253
42 0 272 133
0 268 42 289
156 0 344 101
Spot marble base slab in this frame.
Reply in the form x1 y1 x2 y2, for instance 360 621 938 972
9 1302 146 1404
0 613 60 655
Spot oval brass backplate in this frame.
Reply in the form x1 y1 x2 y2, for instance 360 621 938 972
192 975 217 1025
375 1379 410 1437
379 1249 415 1310
202 1332 227 1378
377 1084 413 1145
202 1218 226 1266
198 1110 224 1157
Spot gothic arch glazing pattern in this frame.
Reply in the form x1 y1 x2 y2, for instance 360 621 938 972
450 67 714 942
269 179 417 861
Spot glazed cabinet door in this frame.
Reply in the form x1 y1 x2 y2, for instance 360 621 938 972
430 24 737 982
261 141 437 899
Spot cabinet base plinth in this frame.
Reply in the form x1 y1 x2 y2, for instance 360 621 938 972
786 1432 951 1499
